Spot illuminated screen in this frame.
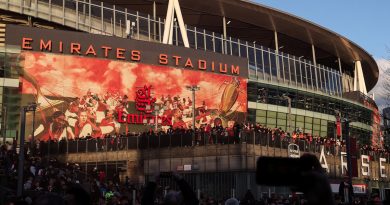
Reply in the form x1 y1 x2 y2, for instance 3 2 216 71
21 52 247 141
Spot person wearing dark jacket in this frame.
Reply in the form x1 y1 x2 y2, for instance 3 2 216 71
141 172 199 205
338 176 354 204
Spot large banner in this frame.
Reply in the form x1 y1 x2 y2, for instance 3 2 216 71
21 52 247 141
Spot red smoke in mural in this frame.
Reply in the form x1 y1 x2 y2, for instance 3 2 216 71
20 52 247 141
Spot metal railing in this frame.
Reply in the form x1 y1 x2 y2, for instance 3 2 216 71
32 131 388 162
0 0 347 98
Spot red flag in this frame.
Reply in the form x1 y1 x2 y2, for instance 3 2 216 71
336 118 341 137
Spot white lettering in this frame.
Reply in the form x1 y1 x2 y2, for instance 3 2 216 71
380 158 387 178
361 155 370 176
341 152 348 175
320 145 329 172
288 144 300 158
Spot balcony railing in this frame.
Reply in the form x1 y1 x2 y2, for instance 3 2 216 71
33 131 386 162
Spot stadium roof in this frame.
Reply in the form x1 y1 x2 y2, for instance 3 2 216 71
108 0 379 91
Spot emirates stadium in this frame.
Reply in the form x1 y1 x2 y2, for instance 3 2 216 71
0 0 388 202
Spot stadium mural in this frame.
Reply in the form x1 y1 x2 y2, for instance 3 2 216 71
20 52 247 141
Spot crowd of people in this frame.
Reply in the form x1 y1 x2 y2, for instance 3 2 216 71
25 87 386 160
0 141 140 204
1 141 389 205
0 142 306 205
29 121 390 161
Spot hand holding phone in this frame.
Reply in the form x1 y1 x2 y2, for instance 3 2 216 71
256 154 335 205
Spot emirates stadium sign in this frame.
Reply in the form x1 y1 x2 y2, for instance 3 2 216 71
5 24 248 78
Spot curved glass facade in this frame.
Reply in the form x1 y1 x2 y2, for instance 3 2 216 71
182 26 344 98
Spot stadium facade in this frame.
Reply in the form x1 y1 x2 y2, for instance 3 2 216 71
0 0 387 200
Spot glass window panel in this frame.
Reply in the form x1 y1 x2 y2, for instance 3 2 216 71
267 118 276 125
338 73 343 95
316 66 322 91
291 114 296 121
333 72 338 95
327 70 333 95
313 118 321 125
283 55 290 83
177 27 184 46
278 55 284 82
268 111 277 118
321 68 327 93
277 119 286 126
205 34 213 52
305 122 312 129
240 43 248 58
296 121 304 128
249 64 256 80
313 124 321 131
296 115 304 122
313 130 320 136
248 47 256 79
264 50 271 80
306 62 312 89
277 112 287 119
256 116 267 124
231 42 239 56
311 65 317 89
305 116 313 123
301 61 307 87
214 35 223 53
324 69 330 94
320 131 327 137
295 59 302 85
289 57 296 84
138 17 149 38
255 48 264 80
256 110 267 117
187 29 196 48
248 47 255 64
270 52 278 80
196 32 205 50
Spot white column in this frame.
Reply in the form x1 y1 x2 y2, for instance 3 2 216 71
353 60 367 94
173 0 189 47
162 0 174 44
162 0 189 48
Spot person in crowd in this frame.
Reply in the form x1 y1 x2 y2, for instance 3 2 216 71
141 172 198 205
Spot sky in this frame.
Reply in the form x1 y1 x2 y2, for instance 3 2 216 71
253 0 390 59
254 0 390 109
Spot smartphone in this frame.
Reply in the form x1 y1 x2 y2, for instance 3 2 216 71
256 157 305 187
